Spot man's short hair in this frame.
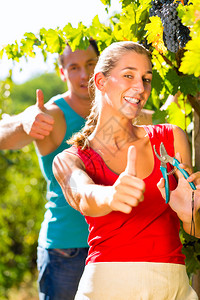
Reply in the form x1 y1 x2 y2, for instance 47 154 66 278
58 38 99 67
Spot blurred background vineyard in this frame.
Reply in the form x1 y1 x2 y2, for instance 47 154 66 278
0 73 67 299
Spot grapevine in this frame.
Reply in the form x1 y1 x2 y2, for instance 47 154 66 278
149 0 191 53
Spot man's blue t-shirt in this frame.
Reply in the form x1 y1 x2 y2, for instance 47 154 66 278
37 96 89 249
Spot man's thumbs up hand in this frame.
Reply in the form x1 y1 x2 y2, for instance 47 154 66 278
108 146 145 214
21 89 54 139
36 89 45 110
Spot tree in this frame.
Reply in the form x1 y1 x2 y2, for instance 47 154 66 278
0 73 66 299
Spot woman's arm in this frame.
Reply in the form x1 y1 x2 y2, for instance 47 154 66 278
53 146 145 217
53 150 113 216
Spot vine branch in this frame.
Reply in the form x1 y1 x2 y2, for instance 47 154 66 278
187 93 200 117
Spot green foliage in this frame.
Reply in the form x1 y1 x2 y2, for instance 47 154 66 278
3 41 21 62
0 145 46 299
165 102 190 130
90 16 114 51
0 75 13 117
65 23 91 52
152 109 167 125
178 0 200 77
0 72 66 298
40 27 66 54
179 38 200 77
112 0 151 42
100 0 111 13
9 73 67 113
180 226 200 276
20 32 40 58
100 0 111 5
145 16 167 54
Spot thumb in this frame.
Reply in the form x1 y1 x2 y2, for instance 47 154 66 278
36 89 44 110
125 145 136 176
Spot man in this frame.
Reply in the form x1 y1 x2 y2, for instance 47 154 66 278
0 39 99 300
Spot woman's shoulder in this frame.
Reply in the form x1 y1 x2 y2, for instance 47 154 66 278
63 145 98 170
65 145 93 156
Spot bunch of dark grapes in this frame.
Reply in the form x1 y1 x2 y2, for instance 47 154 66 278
149 0 190 53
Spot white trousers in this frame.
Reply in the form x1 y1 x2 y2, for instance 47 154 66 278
75 262 198 300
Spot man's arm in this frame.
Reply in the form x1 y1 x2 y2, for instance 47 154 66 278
0 114 34 149
0 89 54 150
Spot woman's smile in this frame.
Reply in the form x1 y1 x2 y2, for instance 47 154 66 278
123 96 141 105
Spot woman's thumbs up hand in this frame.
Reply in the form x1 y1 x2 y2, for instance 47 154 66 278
108 146 145 214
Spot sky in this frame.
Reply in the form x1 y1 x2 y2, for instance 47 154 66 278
0 0 121 83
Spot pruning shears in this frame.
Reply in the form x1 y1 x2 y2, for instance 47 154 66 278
153 142 196 204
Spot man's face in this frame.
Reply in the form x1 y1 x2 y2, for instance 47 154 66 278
61 45 98 100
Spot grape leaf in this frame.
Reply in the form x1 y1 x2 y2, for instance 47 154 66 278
164 68 180 95
179 38 200 77
145 16 167 54
44 29 62 53
179 75 199 96
166 102 191 130
151 69 164 96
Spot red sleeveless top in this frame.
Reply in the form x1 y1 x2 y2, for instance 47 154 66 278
66 124 185 265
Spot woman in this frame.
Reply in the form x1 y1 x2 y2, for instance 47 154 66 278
53 41 200 299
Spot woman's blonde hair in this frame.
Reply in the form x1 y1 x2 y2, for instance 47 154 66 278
68 41 152 149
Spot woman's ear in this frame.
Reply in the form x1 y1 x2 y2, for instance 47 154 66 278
94 72 106 91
